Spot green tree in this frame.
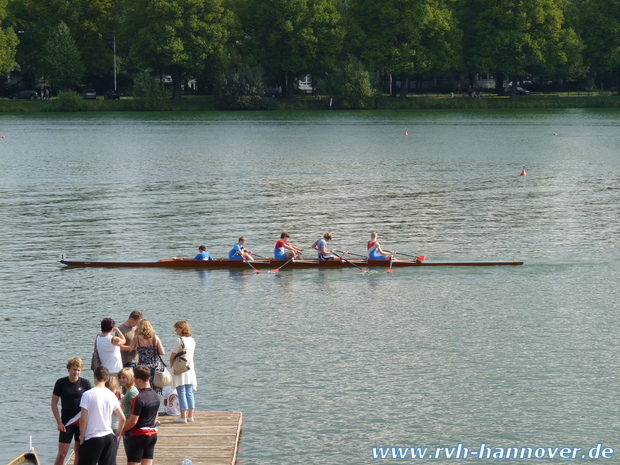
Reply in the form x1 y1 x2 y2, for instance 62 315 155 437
460 0 583 97
240 0 345 98
122 0 236 101
131 70 170 110
0 0 17 77
213 63 266 109
580 0 620 91
319 55 376 108
6 0 120 86
348 0 461 98
39 22 84 89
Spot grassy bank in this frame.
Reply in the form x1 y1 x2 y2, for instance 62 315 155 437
1 93 619 112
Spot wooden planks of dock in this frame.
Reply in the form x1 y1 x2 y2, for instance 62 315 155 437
116 411 243 465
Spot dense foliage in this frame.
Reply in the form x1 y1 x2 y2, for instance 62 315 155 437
1 0 620 99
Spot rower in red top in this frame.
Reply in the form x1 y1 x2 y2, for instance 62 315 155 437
274 232 304 261
367 232 393 260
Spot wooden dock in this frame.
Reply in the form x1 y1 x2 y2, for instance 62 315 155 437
117 411 243 465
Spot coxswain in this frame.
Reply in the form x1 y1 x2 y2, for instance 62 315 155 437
193 245 214 260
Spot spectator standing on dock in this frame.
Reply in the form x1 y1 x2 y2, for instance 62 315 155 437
169 320 197 423
119 310 144 368
97 318 126 376
78 365 126 465
118 368 140 455
122 365 161 465
129 319 166 396
52 357 92 465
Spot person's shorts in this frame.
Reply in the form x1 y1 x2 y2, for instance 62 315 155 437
59 423 80 444
369 252 388 261
126 434 158 462
274 249 288 261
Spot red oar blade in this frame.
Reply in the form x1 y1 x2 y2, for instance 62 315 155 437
254 269 261 274
386 269 394 273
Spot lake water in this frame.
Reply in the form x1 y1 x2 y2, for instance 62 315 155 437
1 109 619 464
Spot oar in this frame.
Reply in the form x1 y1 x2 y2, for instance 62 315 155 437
393 252 423 259
335 250 366 258
244 260 260 274
334 253 369 274
270 256 296 273
386 253 395 273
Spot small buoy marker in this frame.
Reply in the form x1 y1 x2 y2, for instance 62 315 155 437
404 129 408 136
1 136 5 139
553 133 558 136
520 166 527 177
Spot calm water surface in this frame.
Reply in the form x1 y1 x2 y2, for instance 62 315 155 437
1 109 619 464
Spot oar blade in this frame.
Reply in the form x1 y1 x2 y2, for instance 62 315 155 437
386 269 394 273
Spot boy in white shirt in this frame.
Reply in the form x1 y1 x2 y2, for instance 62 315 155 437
78 366 126 465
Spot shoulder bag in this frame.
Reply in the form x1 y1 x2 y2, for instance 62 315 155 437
90 336 101 371
152 340 172 388
172 337 191 375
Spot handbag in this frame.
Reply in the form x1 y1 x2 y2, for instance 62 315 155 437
152 342 172 388
172 337 191 375
90 336 101 371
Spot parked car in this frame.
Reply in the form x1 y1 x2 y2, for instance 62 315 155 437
104 90 120 100
504 86 530 96
9 90 38 100
82 89 97 100
264 88 279 97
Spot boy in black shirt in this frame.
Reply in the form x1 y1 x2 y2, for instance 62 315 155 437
52 357 92 465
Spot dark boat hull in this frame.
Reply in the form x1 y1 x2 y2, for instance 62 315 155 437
60 258 523 269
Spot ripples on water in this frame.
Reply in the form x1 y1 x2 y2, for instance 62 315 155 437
1 110 619 464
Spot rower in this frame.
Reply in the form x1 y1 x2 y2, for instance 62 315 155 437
274 232 303 260
367 232 393 260
312 233 336 260
229 236 254 261
194 245 214 260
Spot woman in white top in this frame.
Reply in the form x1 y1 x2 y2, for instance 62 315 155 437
169 320 197 423
96 318 125 375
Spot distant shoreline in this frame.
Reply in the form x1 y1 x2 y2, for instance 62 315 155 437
1 93 619 112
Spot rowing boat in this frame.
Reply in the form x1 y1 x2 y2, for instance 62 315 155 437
8 448 41 465
60 257 523 269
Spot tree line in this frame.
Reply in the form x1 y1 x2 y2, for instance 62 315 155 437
0 0 618 103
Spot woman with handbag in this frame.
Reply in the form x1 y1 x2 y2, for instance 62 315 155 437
129 319 166 396
169 321 197 423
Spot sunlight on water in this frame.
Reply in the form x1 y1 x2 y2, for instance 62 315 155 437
1 109 619 464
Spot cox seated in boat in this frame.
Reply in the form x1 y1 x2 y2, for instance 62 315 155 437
312 233 336 260
274 232 304 261
367 232 394 260
194 245 214 260
229 236 254 261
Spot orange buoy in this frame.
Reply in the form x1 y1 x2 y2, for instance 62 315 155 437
520 166 527 177
404 130 408 136
553 133 558 136
1 136 5 139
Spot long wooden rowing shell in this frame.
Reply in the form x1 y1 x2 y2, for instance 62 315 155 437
60 257 523 269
